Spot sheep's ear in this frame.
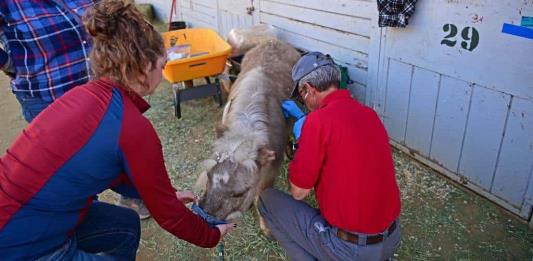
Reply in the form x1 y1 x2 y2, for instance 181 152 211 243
258 148 275 166
194 171 208 191
215 122 229 138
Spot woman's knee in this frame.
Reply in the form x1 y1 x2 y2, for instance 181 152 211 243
120 206 141 241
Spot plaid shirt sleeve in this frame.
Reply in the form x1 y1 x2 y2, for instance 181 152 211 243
377 0 418 27
0 1 97 101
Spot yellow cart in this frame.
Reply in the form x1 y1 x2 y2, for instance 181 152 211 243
162 28 231 118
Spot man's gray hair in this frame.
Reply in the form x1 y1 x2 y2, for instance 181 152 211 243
298 64 341 92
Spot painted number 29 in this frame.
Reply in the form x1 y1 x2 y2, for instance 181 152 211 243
441 24 479 51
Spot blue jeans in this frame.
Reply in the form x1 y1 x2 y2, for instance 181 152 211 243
259 188 401 261
14 93 51 122
37 201 141 261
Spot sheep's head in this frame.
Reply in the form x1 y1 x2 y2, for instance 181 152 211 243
196 140 275 222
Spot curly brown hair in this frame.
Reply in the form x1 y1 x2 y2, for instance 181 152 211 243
83 0 165 89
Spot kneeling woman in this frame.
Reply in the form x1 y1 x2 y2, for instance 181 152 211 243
0 1 232 260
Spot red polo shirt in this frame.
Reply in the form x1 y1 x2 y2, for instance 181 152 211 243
289 89 400 234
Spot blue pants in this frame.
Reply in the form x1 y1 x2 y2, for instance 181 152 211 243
259 188 401 261
37 201 141 261
14 93 51 122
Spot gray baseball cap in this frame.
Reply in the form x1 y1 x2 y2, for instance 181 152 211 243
290 52 336 98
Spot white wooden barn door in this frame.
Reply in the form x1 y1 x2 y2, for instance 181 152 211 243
374 0 533 219
217 0 258 37
178 0 218 29
256 0 380 105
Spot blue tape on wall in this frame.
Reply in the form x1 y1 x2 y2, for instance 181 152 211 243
521 16 533 27
502 23 533 40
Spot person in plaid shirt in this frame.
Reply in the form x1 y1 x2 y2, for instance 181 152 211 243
0 1 95 122
0 0 151 220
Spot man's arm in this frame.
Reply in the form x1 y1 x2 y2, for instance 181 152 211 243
289 181 312 200
288 114 325 199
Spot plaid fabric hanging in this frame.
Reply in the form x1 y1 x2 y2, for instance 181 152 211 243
377 0 418 27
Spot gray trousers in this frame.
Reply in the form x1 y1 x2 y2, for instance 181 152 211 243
258 188 401 261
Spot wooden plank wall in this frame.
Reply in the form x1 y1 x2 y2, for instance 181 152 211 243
377 0 533 219
492 98 533 208
179 0 218 29
216 0 255 38
136 0 217 27
218 11 253 38
381 57 533 218
430 76 472 172
383 59 412 141
147 0 378 105
258 0 377 104
405 68 440 156
458 88 510 190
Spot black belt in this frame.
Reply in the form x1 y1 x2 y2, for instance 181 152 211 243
336 221 397 245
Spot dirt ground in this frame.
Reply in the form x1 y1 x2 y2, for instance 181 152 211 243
1 74 532 260
0 74 26 149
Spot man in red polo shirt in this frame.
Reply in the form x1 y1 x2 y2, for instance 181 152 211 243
259 52 401 260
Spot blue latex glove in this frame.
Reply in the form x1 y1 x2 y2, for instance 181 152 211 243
191 203 227 228
281 100 305 120
292 116 306 140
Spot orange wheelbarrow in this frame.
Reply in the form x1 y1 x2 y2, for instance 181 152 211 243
162 28 231 118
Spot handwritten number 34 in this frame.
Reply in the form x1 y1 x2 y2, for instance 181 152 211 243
441 24 479 51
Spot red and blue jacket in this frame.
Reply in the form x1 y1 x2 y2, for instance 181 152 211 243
0 78 220 260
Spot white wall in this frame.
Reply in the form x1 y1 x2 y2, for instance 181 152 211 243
376 0 533 219
257 0 379 104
